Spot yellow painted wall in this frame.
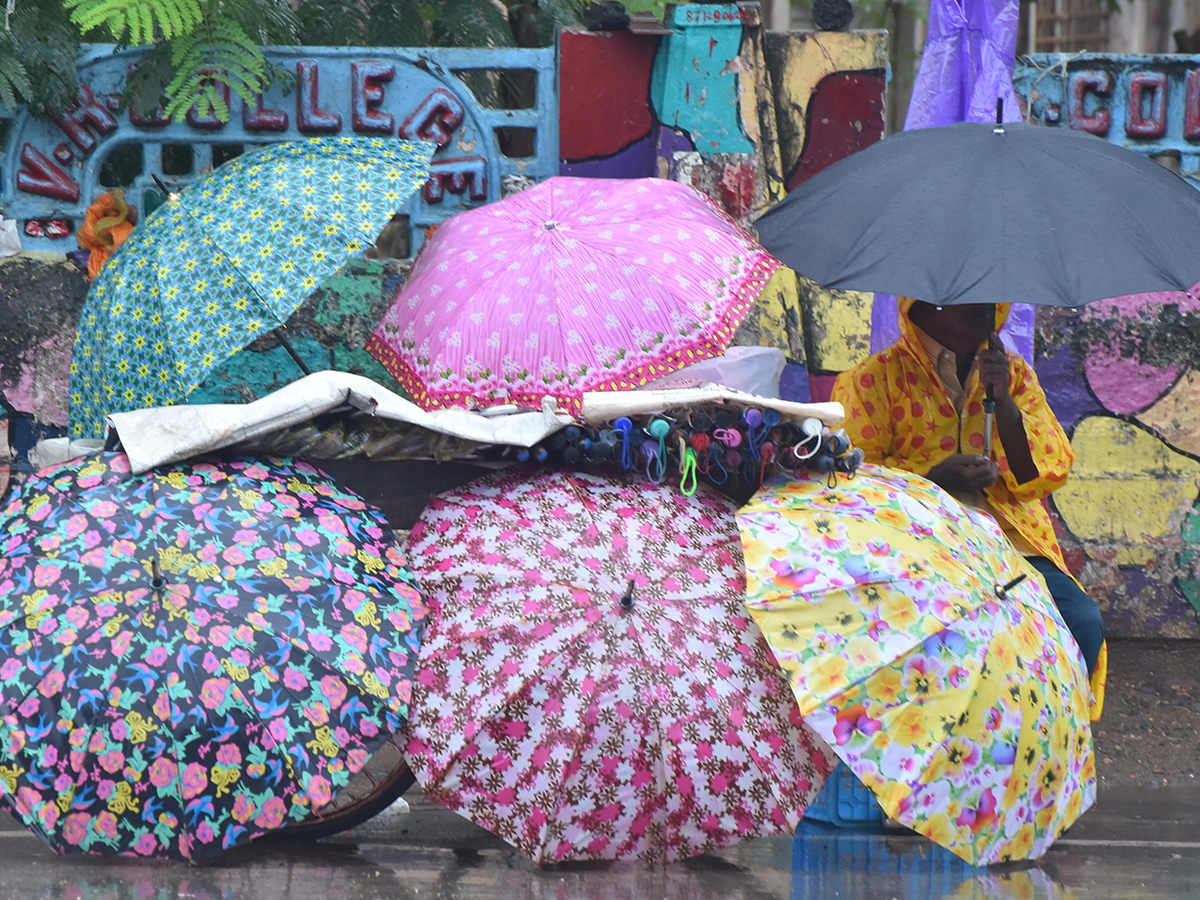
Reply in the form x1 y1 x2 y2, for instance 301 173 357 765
794 275 873 373
732 266 806 363
1053 416 1200 567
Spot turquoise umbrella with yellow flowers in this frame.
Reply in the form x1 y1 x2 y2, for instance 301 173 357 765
68 136 435 439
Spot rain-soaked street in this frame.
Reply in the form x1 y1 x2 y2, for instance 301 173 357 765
2 782 1198 900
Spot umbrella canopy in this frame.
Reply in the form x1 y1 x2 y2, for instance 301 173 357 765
0 452 427 859
401 467 836 864
753 121 1200 307
366 176 779 413
68 136 435 439
737 465 1095 865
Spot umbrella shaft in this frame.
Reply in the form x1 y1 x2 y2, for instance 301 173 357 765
983 409 993 458
274 328 313 376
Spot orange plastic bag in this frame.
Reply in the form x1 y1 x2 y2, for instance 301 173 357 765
77 190 137 280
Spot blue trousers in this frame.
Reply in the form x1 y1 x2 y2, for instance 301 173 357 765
1027 556 1105 677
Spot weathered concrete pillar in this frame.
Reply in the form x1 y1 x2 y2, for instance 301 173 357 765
760 29 888 401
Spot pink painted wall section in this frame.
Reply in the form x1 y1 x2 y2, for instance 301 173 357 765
559 30 659 162
1082 288 1200 415
0 333 73 425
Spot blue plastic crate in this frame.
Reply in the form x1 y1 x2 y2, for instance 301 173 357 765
804 761 885 829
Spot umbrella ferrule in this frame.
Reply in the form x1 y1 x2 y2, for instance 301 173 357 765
150 556 167 591
618 578 636 610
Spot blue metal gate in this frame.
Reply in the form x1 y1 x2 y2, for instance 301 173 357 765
0 44 559 254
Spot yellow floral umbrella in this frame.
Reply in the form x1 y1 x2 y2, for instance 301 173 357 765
737 464 1095 864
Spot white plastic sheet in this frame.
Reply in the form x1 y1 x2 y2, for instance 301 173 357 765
108 371 573 474
642 346 786 397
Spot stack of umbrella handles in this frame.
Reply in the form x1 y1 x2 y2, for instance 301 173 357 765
514 406 866 494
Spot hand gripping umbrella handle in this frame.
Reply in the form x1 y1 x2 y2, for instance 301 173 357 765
983 329 997 458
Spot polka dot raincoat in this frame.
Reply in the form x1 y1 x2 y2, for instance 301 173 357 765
831 298 1073 573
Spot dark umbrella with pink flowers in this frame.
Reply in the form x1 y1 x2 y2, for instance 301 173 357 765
0 452 427 860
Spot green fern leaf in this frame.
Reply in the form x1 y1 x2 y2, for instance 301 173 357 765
161 17 267 123
62 0 206 43
125 4 143 42
120 44 176 120
7 3 82 111
0 54 34 112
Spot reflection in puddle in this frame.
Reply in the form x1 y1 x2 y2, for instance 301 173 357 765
789 823 1071 900
947 867 1079 900
4 826 1185 900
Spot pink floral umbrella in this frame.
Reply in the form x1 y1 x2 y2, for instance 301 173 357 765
367 177 779 412
400 467 835 864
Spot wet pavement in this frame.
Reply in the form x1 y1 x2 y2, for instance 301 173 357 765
1 783 1198 900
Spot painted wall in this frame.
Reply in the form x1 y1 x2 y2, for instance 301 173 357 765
821 53 1200 638
1 11 889 442
6 20 1195 639
559 19 889 404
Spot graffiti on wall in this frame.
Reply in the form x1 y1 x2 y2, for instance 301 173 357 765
559 21 889 405
2 18 892 478
1010 54 1200 636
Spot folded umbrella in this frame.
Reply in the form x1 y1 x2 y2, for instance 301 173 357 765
737 465 1095 864
401 467 836 864
68 136 435 439
0 452 427 859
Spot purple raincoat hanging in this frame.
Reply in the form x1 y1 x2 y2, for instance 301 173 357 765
871 0 1035 362
905 0 1022 130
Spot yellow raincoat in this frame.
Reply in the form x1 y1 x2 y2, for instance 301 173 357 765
832 298 1105 716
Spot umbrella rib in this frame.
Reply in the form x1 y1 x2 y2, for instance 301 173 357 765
162 646 211 859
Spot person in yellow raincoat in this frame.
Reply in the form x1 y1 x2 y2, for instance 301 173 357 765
832 298 1106 704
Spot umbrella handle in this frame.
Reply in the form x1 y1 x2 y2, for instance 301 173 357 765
759 442 776 489
648 418 670 462
743 408 763 456
679 446 698 496
615 417 634 469
983 330 998 457
641 439 666 484
706 445 728 484
713 427 742 448
690 433 711 473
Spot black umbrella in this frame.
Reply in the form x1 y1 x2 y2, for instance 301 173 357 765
753 120 1200 308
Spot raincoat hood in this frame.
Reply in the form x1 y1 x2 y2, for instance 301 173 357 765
897 297 1011 349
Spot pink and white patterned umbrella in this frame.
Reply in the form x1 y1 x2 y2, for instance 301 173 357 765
366 176 779 412
401 467 835 864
